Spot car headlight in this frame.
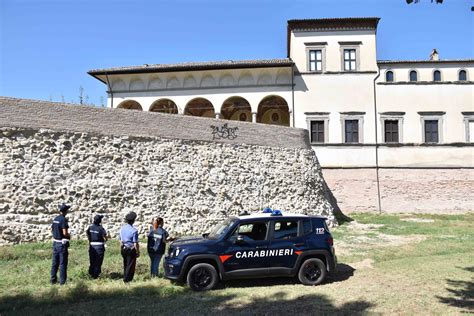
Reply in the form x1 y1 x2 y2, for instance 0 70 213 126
171 247 181 258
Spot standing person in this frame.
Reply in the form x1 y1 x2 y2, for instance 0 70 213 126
119 212 139 282
147 217 171 277
50 203 71 285
86 214 108 279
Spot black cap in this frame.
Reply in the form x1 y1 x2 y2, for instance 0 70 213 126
58 203 71 213
93 214 104 224
125 212 137 221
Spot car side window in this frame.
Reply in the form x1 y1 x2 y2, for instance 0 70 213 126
303 219 312 235
273 221 298 240
231 221 268 242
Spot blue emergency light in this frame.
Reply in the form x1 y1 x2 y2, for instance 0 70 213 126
262 207 273 213
271 210 282 216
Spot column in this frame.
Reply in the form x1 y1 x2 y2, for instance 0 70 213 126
215 113 221 119
252 112 257 123
289 110 294 127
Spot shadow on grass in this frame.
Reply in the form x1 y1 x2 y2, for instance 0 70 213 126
0 283 372 315
437 266 474 312
217 263 355 289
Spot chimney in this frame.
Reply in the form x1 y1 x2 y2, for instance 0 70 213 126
430 49 439 61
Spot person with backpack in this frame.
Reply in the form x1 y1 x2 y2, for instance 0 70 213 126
147 217 172 277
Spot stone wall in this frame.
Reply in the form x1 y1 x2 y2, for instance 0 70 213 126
323 168 474 214
0 97 336 244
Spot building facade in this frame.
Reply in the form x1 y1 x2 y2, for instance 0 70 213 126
88 17 473 213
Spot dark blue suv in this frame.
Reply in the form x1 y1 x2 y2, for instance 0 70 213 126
164 210 337 291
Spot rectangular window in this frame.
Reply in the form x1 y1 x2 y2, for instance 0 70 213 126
424 120 439 143
309 49 322 71
469 121 474 143
384 120 399 143
345 119 359 143
310 120 325 143
344 49 356 71
273 221 298 240
303 219 312 235
233 222 268 241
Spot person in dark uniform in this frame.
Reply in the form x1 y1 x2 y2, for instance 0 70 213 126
50 203 71 285
86 214 108 279
147 217 172 277
119 212 139 282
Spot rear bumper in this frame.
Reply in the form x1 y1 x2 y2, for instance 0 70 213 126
328 247 337 272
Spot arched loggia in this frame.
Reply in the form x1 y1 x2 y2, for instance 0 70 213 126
149 99 178 114
257 95 290 126
117 100 142 110
221 96 252 122
184 98 215 118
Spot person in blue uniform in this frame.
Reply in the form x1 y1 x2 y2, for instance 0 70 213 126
119 212 139 282
86 215 108 279
50 203 71 285
147 217 172 277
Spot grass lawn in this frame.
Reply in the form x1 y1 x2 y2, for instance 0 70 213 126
0 213 473 315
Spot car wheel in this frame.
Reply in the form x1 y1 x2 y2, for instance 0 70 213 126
298 258 327 286
186 263 218 291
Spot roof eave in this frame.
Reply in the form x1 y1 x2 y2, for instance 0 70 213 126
88 61 294 77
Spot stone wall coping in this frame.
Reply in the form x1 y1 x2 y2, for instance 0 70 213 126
0 97 310 149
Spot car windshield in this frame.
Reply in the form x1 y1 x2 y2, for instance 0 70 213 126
207 217 237 239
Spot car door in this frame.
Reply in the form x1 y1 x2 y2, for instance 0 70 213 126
268 218 309 271
220 220 270 274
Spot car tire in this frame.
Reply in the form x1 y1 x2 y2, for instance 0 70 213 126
186 263 218 291
298 258 327 286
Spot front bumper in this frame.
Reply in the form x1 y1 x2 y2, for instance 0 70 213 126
163 256 184 280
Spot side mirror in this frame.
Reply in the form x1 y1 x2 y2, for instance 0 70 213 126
235 235 245 244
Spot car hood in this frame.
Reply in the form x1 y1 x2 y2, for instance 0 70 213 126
171 235 215 247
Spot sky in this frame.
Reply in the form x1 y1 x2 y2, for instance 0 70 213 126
1 0 473 106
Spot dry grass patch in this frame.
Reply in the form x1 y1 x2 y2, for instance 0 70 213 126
1 213 473 315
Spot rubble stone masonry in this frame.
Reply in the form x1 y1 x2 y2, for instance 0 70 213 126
0 97 336 244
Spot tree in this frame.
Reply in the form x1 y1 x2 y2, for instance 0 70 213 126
79 86 84 105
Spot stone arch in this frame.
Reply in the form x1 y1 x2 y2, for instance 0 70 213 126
200 75 216 87
129 78 145 90
111 79 126 91
183 75 197 88
149 99 178 114
148 77 164 89
257 72 273 85
184 97 215 118
117 100 142 110
238 72 255 85
257 95 289 126
167 76 180 88
221 96 252 122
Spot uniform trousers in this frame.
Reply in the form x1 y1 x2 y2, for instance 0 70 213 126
88 245 105 279
121 246 137 282
51 242 68 285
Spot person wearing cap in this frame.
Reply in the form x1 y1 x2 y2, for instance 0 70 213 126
86 214 108 279
50 203 71 285
119 212 139 282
